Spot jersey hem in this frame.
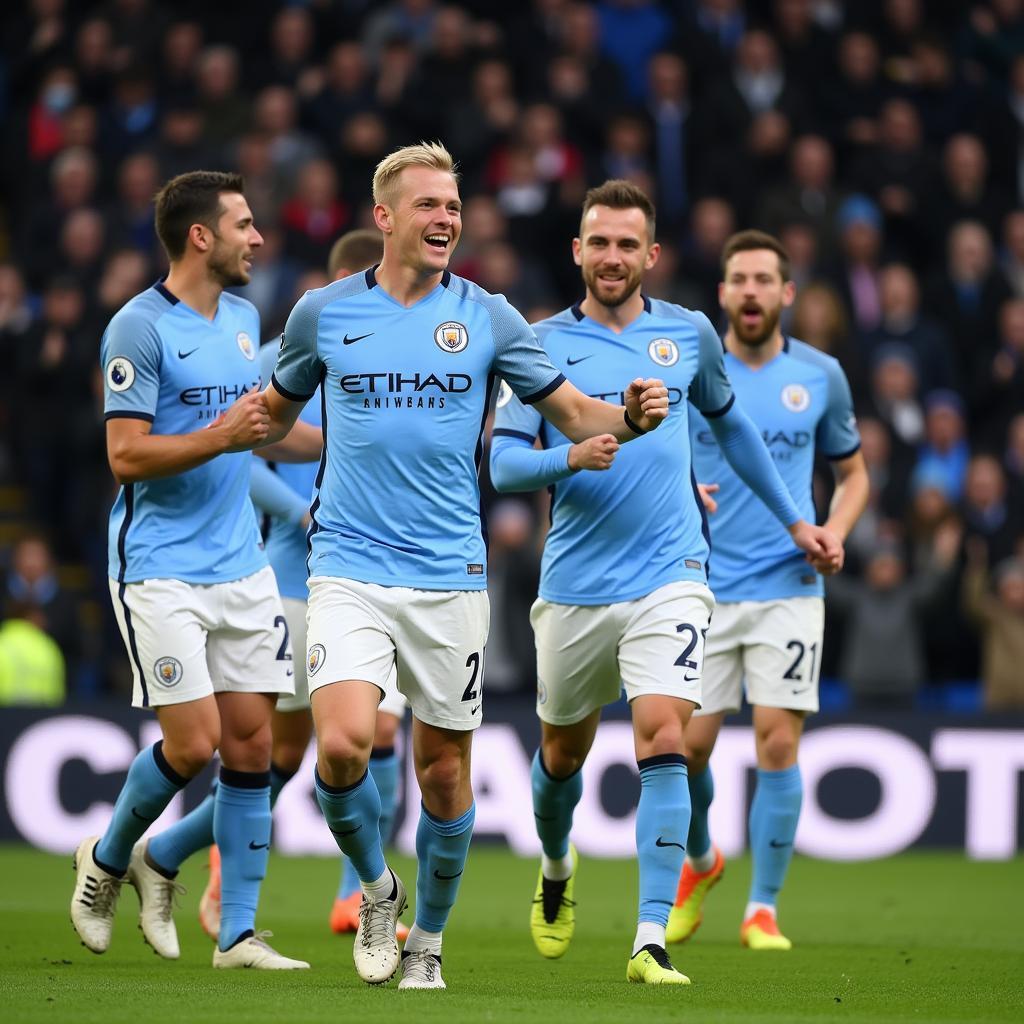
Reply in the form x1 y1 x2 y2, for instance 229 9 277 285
539 567 707 606
308 568 489 591
109 555 269 586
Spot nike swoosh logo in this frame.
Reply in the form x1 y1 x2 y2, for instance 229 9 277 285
655 836 685 850
471 705 481 715
178 347 199 359
343 333 373 345
130 806 153 822
433 869 464 880
566 355 592 366
769 839 792 848
286 669 294 677
683 673 700 682
248 841 270 850
330 824 362 838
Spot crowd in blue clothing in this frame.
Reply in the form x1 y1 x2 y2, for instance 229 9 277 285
0 0 1022 705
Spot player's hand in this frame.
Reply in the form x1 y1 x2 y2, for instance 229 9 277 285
568 434 619 471
218 391 270 451
697 482 719 514
789 520 844 574
624 377 669 432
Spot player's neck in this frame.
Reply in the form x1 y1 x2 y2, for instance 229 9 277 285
374 258 442 307
163 263 223 321
724 328 784 368
579 288 645 334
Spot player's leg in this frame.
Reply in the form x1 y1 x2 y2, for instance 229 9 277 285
390 586 488 990
72 579 218 956
740 597 822 951
332 701 406 936
666 602 746 944
529 597 621 960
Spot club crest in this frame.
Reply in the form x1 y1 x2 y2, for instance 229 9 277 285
153 657 183 687
781 383 811 412
648 338 679 367
434 321 469 354
106 357 136 392
307 643 326 676
237 331 256 360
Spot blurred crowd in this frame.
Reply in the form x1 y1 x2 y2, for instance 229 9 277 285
0 0 1022 709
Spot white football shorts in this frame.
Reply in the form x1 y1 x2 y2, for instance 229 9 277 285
305 577 488 731
276 595 406 718
695 596 825 716
531 581 715 726
109 565 295 709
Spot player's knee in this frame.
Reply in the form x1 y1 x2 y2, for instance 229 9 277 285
417 752 467 806
318 725 371 777
373 712 400 749
758 730 798 770
271 739 307 775
638 718 685 760
542 737 586 779
685 745 712 775
163 736 216 778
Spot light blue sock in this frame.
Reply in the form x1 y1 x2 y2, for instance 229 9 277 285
636 754 690 925
314 766 386 883
414 802 475 932
531 749 583 859
148 762 295 873
748 765 803 907
686 764 714 859
213 768 271 951
94 741 189 874
338 747 400 899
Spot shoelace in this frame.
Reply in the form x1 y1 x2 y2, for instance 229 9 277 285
537 877 575 925
642 944 673 970
83 875 122 916
152 878 187 923
403 950 439 982
249 930 276 951
357 896 397 949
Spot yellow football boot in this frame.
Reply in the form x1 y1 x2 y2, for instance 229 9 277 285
626 944 691 985
665 846 725 943
740 908 792 950
529 845 578 959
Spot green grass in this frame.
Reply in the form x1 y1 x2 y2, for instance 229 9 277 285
0 845 1020 1023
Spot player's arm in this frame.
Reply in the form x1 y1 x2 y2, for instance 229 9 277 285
534 377 668 442
256 416 323 462
818 451 868 570
705 401 841 566
106 394 270 483
249 457 310 526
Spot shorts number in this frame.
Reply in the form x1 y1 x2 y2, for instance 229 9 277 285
783 640 817 681
273 614 292 662
462 651 481 702
674 624 699 670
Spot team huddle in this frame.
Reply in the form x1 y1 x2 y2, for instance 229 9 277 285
70 142 867 989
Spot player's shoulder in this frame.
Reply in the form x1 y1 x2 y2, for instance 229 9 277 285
287 272 371 336
784 336 848 383
103 285 174 351
648 298 720 341
531 306 579 346
444 271 515 313
220 289 259 319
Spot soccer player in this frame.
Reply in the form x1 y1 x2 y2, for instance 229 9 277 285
71 171 308 969
255 142 670 990
146 230 410 942
489 181 842 985
666 230 868 950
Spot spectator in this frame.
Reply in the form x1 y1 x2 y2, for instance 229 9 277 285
280 158 351 269
932 134 1011 246
595 0 673 102
821 31 886 158
830 194 884 335
251 85 323 191
826 523 961 710
304 42 374 145
106 151 159 257
152 103 212 183
962 453 1019 566
676 196 735 318
972 297 1024 448
870 344 925 446
915 390 970 502
0 598 66 706
196 45 249 146
157 21 203 106
73 17 115 106
259 6 317 92
1000 208 1024 298
962 539 1024 711
644 52 698 229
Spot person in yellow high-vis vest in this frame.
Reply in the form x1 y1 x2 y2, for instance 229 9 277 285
0 602 65 706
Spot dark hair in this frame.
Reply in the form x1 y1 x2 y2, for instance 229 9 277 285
327 229 384 279
720 229 791 282
154 170 245 262
580 179 656 242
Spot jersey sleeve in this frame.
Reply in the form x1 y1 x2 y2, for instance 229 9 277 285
817 360 861 460
249 457 309 525
101 310 163 422
487 295 565 404
272 290 324 402
687 313 735 418
491 379 576 491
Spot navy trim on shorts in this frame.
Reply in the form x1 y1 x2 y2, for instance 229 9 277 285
115 484 149 706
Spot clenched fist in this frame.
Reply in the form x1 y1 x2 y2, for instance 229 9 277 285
568 434 620 472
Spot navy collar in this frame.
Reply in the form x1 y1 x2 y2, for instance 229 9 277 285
364 265 451 290
571 293 651 321
153 279 179 305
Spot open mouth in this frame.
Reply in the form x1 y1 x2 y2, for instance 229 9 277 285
425 234 450 251
740 304 763 325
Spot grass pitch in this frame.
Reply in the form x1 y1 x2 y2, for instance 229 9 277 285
0 844 1020 1023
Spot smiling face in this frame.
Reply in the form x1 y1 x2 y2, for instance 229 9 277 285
574 204 658 309
206 191 263 287
720 248 795 348
376 165 462 277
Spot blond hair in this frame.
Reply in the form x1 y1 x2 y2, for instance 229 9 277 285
372 141 459 207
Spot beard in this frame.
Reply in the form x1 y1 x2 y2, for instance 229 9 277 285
729 302 782 347
208 240 249 288
582 262 643 308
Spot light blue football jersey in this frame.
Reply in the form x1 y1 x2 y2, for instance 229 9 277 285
492 299 734 605
271 268 565 590
689 336 860 603
256 341 321 601
102 283 267 584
